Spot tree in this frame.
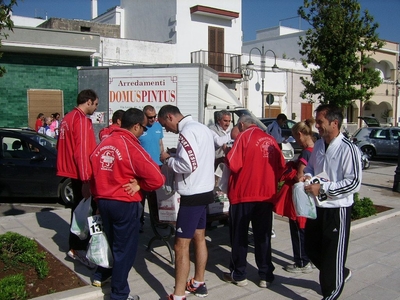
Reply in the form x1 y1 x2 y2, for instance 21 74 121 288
298 0 384 107
0 0 18 77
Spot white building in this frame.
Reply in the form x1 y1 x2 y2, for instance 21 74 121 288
243 25 400 128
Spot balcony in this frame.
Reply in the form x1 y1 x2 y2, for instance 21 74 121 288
191 50 243 81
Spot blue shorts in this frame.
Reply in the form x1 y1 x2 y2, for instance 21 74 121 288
175 205 207 239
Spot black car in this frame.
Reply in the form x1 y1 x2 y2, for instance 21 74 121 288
259 118 320 152
0 128 73 205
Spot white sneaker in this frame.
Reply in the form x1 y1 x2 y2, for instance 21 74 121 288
92 276 111 287
271 229 276 238
67 249 96 269
259 280 272 288
222 272 248 287
284 263 313 274
345 269 352 283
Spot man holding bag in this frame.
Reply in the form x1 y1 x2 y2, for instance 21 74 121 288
90 108 165 300
300 104 362 300
57 89 99 268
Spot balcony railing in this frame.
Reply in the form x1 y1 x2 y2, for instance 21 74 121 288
191 50 242 75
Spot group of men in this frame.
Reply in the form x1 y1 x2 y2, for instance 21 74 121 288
56 89 361 300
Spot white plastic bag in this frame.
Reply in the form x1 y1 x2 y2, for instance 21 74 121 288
215 163 230 194
86 232 114 268
292 182 317 219
160 164 174 194
70 197 93 240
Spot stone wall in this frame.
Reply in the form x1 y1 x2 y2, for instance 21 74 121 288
38 18 120 38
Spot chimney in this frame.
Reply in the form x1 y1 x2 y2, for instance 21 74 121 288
91 0 98 19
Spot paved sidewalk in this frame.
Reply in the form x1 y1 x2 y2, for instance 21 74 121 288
1 164 400 299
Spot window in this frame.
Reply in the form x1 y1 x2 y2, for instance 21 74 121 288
392 129 400 141
208 26 224 72
370 129 389 140
3 137 37 159
80 26 91 32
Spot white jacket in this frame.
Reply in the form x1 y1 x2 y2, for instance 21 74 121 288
167 116 215 196
304 133 362 208
209 124 231 159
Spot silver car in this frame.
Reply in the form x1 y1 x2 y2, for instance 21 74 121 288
352 127 400 158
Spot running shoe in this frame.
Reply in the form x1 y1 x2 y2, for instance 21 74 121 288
185 278 208 297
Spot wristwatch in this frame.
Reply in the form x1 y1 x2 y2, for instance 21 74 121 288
319 184 326 195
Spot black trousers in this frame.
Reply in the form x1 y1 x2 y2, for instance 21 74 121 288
289 219 310 267
305 206 351 299
228 201 275 282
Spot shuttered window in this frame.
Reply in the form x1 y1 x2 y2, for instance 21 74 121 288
208 26 224 72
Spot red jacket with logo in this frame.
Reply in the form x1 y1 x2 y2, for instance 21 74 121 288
99 124 119 141
56 107 97 181
90 127 165 202
227 125 285 205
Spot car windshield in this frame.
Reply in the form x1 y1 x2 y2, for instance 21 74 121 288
232 109 268 131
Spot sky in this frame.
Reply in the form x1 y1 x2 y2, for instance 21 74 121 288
11 0 400 44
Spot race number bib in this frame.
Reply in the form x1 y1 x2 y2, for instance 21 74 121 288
88 214 103 235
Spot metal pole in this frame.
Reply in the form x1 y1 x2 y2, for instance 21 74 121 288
393 83 400 192
261 46 266 118
393 140 400 192
261 78 265 118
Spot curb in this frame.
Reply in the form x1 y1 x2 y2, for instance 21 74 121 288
32 286 106 300
32 209 400 300
350 208 400 231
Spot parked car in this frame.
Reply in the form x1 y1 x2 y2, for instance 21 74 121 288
351 126 400 159
0 128 74 205
358 116 380 127
259 118 320 152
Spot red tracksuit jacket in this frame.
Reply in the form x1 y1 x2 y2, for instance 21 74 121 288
90 127 165 203
227 125 285 205
56 107 97 181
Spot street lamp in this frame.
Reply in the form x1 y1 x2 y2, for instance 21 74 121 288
246 45 279 118
392 79 400 192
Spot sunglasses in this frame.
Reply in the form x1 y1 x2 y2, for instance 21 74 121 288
146 115 157 120
138 123 148 131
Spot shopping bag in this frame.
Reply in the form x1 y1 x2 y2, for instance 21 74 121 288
70 197 93 240
215 163 230 194
86 215 113 268
86 232 114 269
292 182 317 219
160 164 175 194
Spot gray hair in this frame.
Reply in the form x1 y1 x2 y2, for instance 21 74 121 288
216 110 231 121
238 114 256 125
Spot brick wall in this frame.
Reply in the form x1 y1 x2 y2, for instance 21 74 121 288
0 53 91 128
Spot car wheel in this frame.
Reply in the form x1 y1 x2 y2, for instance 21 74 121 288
60 178 74 207
361 146 375 159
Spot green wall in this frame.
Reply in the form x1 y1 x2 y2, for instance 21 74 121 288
0 52 91 128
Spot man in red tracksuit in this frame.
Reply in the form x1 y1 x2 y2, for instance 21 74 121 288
99 109 125 141
223 114 285 289
90 108 165 300
56 89 99 268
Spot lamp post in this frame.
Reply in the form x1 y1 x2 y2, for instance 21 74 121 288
392 80 400 192
246 45 279 118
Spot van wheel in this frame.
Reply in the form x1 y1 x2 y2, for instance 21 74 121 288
59 178 74 207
